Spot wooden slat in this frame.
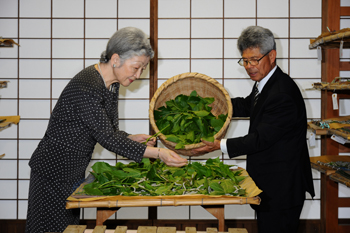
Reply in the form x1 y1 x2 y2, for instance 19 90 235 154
338 197 350 207
340 7 350 16
149 0 158 108
339 61 350 71
63 225 86 233
185 227 197 233
339 224 350 233
157 227 176 233
149 0 159 139
321 0 341 159
206 228 218 233
137 226 157 233
228 229 248 233
321 173 340 233
92 225 106 233
114 226 127 233
339 144 350 153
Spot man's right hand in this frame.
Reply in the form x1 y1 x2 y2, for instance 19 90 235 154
191 139 221 154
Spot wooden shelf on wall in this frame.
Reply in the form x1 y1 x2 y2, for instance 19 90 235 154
0 81 9 88
309 29 350 49
311 80 350 91
0 38 19 47
308 116 350 141
0 116 20 159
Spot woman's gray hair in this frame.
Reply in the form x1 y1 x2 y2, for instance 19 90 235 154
100 27 154 64
237 26 276 55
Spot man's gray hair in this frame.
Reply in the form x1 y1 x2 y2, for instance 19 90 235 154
100 27 154 64
237 26 276 55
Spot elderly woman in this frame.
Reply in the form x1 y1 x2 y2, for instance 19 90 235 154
25 27 187 233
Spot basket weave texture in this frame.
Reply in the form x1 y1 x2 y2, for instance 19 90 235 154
149 72 233 156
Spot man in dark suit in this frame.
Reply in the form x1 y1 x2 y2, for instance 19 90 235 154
193 26 315 233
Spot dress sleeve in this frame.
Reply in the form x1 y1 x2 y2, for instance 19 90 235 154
74 89 145 163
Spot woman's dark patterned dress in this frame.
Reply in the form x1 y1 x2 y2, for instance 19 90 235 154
25 65 146 233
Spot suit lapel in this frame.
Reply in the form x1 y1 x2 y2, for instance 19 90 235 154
250 66 282 119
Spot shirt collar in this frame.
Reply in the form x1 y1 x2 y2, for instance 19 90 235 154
256 65 277 93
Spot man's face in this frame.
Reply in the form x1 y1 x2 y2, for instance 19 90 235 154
241 47 276 82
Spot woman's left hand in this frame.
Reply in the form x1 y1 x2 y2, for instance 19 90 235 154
128 134 156 146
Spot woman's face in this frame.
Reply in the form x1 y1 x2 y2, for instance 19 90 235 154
113 55 150 87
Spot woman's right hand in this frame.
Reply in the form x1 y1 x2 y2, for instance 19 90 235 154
159 148 188 167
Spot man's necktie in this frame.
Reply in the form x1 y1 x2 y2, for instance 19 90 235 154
253 83 259 106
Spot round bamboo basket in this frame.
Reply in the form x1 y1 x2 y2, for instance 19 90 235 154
149 72 233 156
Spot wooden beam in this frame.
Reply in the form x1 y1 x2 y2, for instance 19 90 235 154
202 205 225 232
321 173 339 233
149 0 158 137
340 61 350 71
96 208 119 225
339 225 350 233
321 0 341 157
340 7 350 16
338 197 350 207
149 0 158 101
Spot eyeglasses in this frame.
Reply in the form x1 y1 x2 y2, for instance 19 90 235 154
238 50 271 67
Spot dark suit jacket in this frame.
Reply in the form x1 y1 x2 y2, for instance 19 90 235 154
227 66 315 211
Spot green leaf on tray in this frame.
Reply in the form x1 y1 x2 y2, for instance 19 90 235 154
80 158 247 197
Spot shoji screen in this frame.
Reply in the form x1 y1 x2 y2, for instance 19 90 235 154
0 0 330 222
0 0 151 220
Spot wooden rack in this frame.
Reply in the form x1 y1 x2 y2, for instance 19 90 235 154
309 29 350 49
308 116 350 141
309 1 350 232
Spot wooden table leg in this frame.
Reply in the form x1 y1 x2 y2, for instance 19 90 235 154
96 207 120 225
202 205 225 232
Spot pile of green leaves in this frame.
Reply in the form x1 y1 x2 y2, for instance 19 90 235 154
81 158 246 197
154 90 228 149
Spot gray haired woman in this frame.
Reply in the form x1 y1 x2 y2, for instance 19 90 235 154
25 27 187 233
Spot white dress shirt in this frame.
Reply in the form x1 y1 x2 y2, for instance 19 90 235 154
220 65 277 154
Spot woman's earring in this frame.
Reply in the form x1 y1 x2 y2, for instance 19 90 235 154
113 64 116 68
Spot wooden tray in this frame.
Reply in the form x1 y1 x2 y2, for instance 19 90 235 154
66 169 262 209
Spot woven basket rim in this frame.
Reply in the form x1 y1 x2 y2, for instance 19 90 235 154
149 72 232 156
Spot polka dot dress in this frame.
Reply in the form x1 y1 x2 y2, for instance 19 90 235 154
25 65 146 233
